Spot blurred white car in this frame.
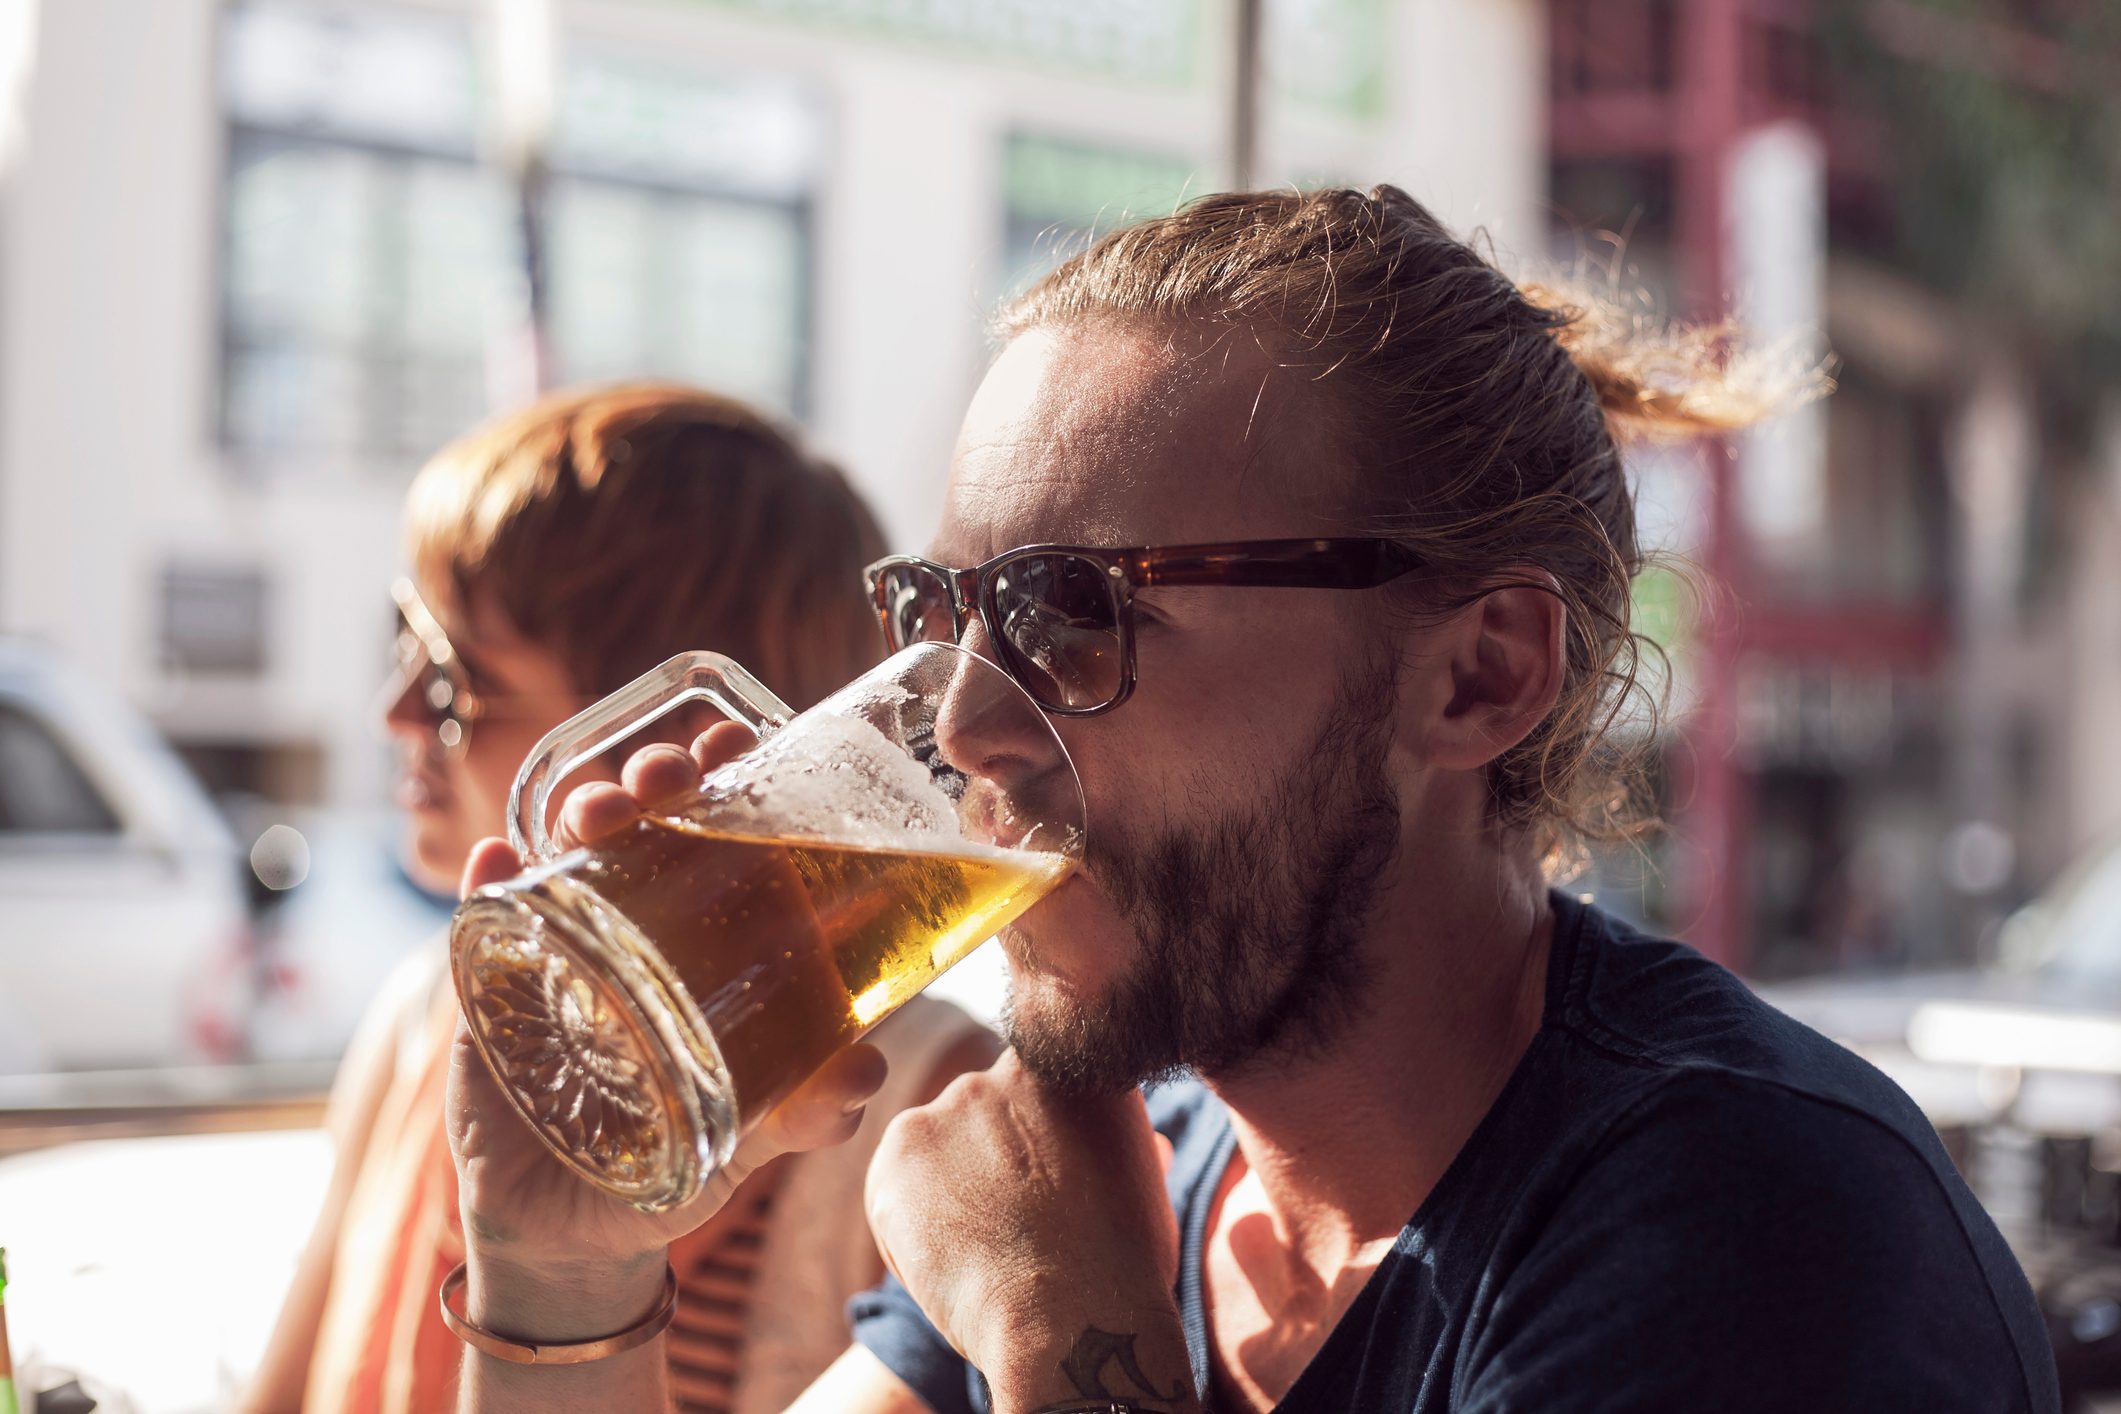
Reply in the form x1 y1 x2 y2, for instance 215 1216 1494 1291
243 809 453 1063
0 640 245 1072
1763 831 2121 1137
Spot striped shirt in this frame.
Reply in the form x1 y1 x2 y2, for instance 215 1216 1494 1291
300 953 987 1414
666 1159 788 1414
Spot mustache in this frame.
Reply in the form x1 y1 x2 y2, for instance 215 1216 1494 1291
1008 657 1404 1093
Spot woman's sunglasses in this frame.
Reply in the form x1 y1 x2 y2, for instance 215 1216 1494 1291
390 578 485 757
865 539 1422 716
387 579 588 757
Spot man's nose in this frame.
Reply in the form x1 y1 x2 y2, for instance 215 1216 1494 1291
934 673 1031 781
926 638 1082 854
933 621 1037 775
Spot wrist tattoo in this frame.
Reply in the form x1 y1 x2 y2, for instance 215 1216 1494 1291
1058 1325 1189 1406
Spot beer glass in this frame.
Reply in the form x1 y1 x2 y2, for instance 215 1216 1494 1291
451 642 1083 1211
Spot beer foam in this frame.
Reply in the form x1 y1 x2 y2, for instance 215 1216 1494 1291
694 710 970 854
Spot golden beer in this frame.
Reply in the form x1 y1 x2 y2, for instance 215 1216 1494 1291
457 816 1068 1204
574 815 1065 1115
453 642 1083 1209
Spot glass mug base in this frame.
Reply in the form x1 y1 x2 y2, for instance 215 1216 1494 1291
454 864 738 1212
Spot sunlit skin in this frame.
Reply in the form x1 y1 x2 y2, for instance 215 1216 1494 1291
449 319 1571 1414
936 325 1397 1039
380 589 586 892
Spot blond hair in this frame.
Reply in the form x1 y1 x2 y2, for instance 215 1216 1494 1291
1004 186 1826 865
405 382 885 711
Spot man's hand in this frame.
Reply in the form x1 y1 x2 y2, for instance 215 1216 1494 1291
864 1051 1201 1414
447 722 888 1341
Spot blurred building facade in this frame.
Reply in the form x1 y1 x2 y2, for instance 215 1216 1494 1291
1547 0 2121 977
0 0 1543 817
17 0 2103 986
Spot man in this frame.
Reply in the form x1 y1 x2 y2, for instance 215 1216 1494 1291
445 188 2058 1412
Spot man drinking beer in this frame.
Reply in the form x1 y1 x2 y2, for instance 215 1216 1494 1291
442 188 2058 1412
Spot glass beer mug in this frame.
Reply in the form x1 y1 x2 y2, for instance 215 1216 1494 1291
451 642 1083 1211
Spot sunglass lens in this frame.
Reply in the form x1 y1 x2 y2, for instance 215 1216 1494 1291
423 665 456 715
394 608 466 752
879 564 957 649
990 553 1124 711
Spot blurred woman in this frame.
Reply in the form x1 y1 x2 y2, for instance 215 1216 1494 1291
242 383 998 1414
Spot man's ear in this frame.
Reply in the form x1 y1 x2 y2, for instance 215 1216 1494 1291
1423 575 1567 773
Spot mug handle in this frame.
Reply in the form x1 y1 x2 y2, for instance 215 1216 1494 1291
508 651 797 861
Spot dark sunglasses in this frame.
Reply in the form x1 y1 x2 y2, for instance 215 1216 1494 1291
865 539 1422 716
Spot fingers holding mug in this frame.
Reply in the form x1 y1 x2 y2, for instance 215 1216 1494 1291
613 720 755 814
620 741 704 810
691 719 756 776
545 723 755 853
551 780 649 851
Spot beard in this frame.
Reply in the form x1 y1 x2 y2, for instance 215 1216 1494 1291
1002 663 1403 1097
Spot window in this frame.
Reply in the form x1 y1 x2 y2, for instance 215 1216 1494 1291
221 134 503 459
547 185 808 414
219 2 819 462
161 566 271 675
1000 134 1200 295
220 1 498 462
546 51 820 416
0 705 121 835
1267 0 1388 119
679 0 1378 110
686 0 1199 87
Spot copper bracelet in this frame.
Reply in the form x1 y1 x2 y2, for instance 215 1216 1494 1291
438 1261 678 1365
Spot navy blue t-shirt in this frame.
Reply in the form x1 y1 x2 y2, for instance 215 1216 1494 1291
851 892 2058 1412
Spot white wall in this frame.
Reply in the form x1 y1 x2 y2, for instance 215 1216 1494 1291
0 0 1544 809
2 0 223 696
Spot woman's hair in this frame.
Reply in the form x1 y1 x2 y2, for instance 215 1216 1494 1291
1003 185 1826 867
404 381 886 712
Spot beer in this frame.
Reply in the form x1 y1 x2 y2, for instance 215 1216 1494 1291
458 815 1069 1190
574 815 1067 1115
455 640 1084 1207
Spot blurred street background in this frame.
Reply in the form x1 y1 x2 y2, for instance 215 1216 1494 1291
0 0 2118 1407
